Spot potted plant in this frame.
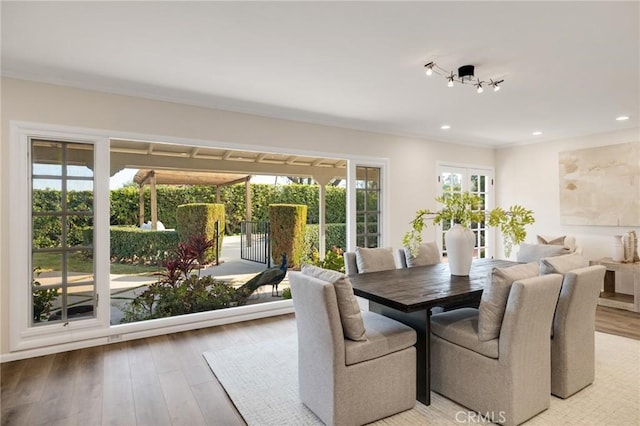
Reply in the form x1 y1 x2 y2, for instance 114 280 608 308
402 192 535 275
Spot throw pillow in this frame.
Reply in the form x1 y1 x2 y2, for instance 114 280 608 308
355 246 396 273
517 243 571 263
478 262 539 341
537 235 566 245
540 252 588 275
404 242 440 268
301 265 367 341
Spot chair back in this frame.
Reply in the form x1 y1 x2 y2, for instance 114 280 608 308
397 249 408 268
551 265 605 398
289 272 349 423
343 251 359 275
553 265 605 338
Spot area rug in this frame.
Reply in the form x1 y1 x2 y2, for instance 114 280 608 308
203 332 639 425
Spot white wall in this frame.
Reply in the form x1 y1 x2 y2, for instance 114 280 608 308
495 128 640 292
0 77 495 355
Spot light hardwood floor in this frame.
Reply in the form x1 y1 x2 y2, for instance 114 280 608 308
1 307 638 426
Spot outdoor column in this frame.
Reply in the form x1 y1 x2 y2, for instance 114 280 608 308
245 176 252 247
150 171 158 230
314 175 332 261
139 184 145 226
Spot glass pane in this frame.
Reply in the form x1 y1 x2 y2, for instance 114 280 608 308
33 216 62 248
470 175 478 192
32 286 62 324
356 191 365 210
356 236 365 247
67 286 96 320
67 183 94 212
367 223 378 234
67 216 93 247
32 140 62 176
366 236 379 248
366 213 379 224
479 175 486 192
366 192 379 210
67 253 94 279
367 168 379 189
33 183 62 212
66 143 94 177
32 260 63 286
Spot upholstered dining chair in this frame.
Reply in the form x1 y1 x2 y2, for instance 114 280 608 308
289 266 416 426
539 258 606 398
397 241 441 268
430 273 563 426
343 246 397 275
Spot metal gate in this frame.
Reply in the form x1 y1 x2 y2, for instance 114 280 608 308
240 221 271 267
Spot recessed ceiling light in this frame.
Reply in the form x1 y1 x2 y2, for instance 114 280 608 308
616 115 630 121
441 125 451 130
532 131 543 136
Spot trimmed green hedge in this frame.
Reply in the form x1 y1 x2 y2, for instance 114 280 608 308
304 224 347 255
110 183 346 234
269 204 307 268
34 183 346 247
82 226 180 263
176 203 225 263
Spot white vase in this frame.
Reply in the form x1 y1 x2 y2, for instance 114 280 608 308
445 224 476 276
623 231 636 262
612 235 625 262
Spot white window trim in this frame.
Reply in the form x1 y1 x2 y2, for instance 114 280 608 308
9 121 111 352
6 121 390 360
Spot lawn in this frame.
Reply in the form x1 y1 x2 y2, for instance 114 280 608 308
32 252 163 275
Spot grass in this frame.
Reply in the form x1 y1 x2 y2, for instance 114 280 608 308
32 252 163 275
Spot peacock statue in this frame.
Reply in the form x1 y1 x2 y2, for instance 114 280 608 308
236 253 288 298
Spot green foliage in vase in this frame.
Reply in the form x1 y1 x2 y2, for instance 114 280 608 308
403 192 535 258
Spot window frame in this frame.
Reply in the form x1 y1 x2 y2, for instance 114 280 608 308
9 122 111 351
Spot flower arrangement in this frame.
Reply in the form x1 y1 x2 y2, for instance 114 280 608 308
403 192 535 258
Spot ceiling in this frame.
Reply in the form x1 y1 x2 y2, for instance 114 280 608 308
2 1 638 147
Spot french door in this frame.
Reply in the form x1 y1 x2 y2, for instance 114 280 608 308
437 164 495 259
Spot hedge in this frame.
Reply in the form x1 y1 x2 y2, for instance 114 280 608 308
34 183 347 247
82 226 180 263
304 224 347 257
176 203 225 263
269 204 307 268
110 183 346 234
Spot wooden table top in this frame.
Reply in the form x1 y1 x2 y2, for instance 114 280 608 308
349 258 518 313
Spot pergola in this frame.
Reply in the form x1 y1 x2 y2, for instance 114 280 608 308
111 139 347 258
133 169 251 229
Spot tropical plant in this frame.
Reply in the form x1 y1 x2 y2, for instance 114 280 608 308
403 192 535 257
309 246 345 273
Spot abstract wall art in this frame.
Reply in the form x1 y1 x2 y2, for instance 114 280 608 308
559 141 640 226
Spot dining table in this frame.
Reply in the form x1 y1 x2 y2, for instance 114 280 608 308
348 258 518 406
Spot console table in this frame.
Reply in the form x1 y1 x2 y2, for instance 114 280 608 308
589 258 640 313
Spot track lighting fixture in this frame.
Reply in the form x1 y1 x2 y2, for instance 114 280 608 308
423 61 504 94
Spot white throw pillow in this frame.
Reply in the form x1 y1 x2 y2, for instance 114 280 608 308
517 243 571 263
355 247 396 273
301 265 367 341
537 235 566 245
478 262 540 341
540 252 588 275
404 242 440 268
